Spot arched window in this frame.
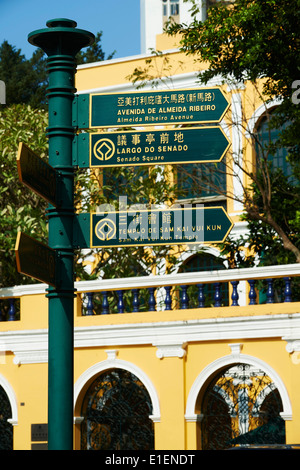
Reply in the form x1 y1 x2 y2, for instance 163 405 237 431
0 386 13 450
255 111 294 181
199 363 285 449
80 369 154 450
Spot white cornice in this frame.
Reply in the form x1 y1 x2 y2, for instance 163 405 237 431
1 313 300 364
74 313 300 348
0 330 48 365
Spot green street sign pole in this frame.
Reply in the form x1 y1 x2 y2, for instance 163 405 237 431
28 19 94 450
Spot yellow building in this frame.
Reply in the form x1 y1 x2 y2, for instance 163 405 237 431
0 0 300 451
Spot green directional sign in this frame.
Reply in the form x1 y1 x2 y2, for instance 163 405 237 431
73 87 230 129
17 142 57 206
72 126 230 168
73 206 233 249
15 232 57 286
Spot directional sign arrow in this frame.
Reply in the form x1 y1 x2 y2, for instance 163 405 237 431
17 142 57 206
15 232 57 286
72 126 230 168
73 206 233 249
73 87 230 129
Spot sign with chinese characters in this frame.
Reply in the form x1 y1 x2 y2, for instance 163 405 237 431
73 126 230 168
73 88 230 129
15 232 57 286
73 207 233 249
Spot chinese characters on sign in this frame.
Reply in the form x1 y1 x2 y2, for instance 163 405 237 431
88 88 230 128
69 86 233 249
77 126 230 168
84 206 233 248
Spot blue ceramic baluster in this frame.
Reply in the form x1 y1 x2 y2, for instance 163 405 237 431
284 277 292 302
132 289 140 312
8 299 16 321
248 280 257 305
214 283 222 307
197 284 205 308
181 285 189 309
148 287 156 311
266 279 274 304
231 281 239 306
101 291 109 315
86 292 94 315
165 286 172 310
117 290 124 313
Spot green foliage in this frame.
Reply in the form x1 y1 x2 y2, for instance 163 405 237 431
169 0 300 96
164 0 300 264
0 104 48 286
0 41 47 108
76 32 115 64
0 32 115 108
168 0 300 168
127 48 185 89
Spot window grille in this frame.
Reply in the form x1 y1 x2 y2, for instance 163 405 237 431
200 364 285 450
81 369 154 450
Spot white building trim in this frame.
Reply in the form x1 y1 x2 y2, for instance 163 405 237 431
185 350 293 422
1 312 300 365
246 97 283 138
74 355 161 422
0 373 18 426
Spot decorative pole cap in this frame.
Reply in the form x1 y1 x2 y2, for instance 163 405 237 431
28 18 95 56
46 18 78 28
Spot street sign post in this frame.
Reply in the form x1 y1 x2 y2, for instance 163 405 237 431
73 207 233 249
15 232 57 286
18 18 232 452
73 126 230 168
73 87 230 129
27 19 95 451
17 142 57 206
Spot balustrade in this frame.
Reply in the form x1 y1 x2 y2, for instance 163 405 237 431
0 265 298 321
80 275 296 316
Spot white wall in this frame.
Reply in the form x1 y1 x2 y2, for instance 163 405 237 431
140 0 204 54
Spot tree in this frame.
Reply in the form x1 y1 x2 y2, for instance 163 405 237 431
167 0 300 164
169 0 300 264
0 104 48 287
129 0 300 264
0 32 115 108
76 31 116 64
0 41 44 107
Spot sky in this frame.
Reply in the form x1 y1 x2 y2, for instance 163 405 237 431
0 0 141 60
